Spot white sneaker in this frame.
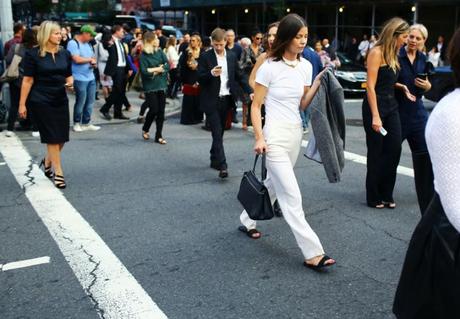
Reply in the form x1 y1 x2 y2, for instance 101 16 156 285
82 124 101 131
73 123 83 132
32 131 40 137
5 130 13 137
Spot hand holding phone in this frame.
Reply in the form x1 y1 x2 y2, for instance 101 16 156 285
416 73 427 80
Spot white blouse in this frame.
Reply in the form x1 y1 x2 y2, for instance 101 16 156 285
425 88 460 232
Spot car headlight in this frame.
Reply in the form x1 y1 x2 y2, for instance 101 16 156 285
334 70 357 81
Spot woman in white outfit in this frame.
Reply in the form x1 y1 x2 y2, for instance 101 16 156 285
95 30 113 99
239 13 335 270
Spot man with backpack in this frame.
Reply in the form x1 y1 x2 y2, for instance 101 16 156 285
67 25 101 132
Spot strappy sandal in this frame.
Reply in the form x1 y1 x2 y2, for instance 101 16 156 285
39 158 53 179
142 131 150 140
304 255 336 271
238 226 261 239
54 174 66 189
155 137 167 145
383 202 396 209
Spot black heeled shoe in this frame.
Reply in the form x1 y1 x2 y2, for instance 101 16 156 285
54 174 66 189
39 158 53 179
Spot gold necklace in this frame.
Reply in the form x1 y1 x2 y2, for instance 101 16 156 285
282 57 299 68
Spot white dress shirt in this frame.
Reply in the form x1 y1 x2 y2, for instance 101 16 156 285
214 50 230 96
113 37 126 67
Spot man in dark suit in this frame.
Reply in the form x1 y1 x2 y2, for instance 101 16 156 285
100 25 132 120
198 28 253 178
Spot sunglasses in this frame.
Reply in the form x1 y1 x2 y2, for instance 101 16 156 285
255 37 262 40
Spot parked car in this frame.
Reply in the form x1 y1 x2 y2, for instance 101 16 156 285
162 25 183 40
334 52 367 94
425 66 455 102
113 15 142 30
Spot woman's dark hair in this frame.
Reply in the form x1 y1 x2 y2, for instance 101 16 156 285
250 28 262 39
101 28 112 46
269 14 307 61
262 21 279 51
22 29 37 48
448 27 460 87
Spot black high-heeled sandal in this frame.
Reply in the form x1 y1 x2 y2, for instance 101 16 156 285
39 158 53 179
54 174 66 189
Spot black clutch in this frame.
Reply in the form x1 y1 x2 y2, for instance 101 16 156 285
237 154 274 220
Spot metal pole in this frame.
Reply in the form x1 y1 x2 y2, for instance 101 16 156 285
335 5 339 50
413 2 418 24
0 0 14 45
371 3 376 35
235 8 238 36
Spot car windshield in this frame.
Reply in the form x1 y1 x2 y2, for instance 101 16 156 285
337 52 353 65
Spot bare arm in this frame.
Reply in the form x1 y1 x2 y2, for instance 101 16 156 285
72 54 94 64
249 53 267 90
300 68 326 110
365 47 383 132
18 76 34 118
251 83 269 154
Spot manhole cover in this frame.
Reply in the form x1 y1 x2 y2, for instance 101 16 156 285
346 119 363 126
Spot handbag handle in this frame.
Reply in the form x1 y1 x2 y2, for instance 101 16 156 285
252 154 267 181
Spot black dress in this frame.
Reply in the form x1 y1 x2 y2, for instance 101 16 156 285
23 47 72 144
179 50 203 125
362 66 402 206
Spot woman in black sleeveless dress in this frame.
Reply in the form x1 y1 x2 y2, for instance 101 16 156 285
19 21 73 189
362 18 413 208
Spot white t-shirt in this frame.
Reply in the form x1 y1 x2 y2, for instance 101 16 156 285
425 88 460 232
255 57 312 124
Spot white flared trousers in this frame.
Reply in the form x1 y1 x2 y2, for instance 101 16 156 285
240 121 325 260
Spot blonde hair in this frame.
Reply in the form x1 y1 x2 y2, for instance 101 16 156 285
143 31 158 54
410 24 428 40
37 21 61 57
375 17 410 71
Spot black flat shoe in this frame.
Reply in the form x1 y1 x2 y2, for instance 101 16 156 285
54 174 66 189
114 114 129 120
100 110 112 120
304 255 336 271
39 158 53 179
218 169 228 179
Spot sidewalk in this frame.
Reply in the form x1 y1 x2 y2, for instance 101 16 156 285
0 87 182 130
73 90 182 126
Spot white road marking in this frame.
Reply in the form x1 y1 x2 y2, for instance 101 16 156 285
0 135 168 319
0 162 6 166
1 256 50 272
302 140 414 177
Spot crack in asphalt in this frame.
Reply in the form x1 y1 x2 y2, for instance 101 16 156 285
55 223 106 319
22 158 36 192
82 248 105 319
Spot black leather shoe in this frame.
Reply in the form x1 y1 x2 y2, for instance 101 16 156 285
114 114 129 120
100 110 112 120
219 169 228 178
201 125 211 131
210 163 221 170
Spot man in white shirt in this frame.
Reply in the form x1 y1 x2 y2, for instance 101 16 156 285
198 28 252 178
358 34 370 64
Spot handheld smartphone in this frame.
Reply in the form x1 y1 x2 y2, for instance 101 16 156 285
379 127 388 136
416 73 427 80
215 65 222 70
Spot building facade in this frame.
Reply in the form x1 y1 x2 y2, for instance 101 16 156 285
153 0 460 50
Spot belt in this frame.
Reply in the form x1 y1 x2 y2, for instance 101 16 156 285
218 95 231 100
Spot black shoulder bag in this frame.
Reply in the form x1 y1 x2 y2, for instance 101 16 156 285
237 154 274 220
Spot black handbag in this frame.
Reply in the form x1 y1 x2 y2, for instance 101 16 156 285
237 154 274 220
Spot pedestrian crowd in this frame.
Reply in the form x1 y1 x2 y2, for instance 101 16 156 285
0 13 459 318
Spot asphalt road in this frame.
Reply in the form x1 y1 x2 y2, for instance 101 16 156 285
0 98 423 319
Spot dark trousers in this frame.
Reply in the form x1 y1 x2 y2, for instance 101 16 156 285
167 68 179 98
363 106 402 206
100 67 127 117
207 95 233 170
142 91 166 140
7 83 20 131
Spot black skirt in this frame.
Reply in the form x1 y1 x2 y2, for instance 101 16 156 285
180 94 202 125
393 193 460 318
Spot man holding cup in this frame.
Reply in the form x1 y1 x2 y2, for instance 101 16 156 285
67 25 101 132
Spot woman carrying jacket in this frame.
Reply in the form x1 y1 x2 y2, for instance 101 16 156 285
139 32 169 145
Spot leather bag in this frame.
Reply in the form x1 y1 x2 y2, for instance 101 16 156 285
237 154 274 220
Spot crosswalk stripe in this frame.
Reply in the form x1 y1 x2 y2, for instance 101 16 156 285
0 135 168 319
1 256 50 272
